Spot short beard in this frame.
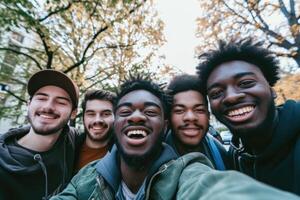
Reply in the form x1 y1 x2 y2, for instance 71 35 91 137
116 133 164 170
85 126 113 143
28 114 70 136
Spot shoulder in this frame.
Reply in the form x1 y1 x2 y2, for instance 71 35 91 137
71 160 99 186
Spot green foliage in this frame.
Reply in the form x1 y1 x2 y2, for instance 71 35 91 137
0 0 168 127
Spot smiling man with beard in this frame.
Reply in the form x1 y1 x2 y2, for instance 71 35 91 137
197 38 300 195
0 69 79 200
75 90 115 172
51 74 300 200
165 74 228 170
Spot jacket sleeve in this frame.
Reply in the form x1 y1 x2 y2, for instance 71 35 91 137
49 178 78 200
177 162 299 200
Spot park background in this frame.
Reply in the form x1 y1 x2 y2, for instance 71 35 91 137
0 0 299 133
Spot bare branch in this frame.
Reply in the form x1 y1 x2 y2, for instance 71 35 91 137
64 0 147 73
39 2 72 22
36 30 53 69
278 0 290 19
4 89 27 103
0 47 42 69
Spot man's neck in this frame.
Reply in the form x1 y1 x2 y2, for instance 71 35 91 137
240 110 279 154
174 137 202 156
85 137 109 149
17 128 61 152
120 158 149 194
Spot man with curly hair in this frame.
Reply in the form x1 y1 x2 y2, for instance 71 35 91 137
166 74 228 170
51 74 299 200
197 38 300 195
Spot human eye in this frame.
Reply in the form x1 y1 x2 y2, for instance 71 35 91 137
195 107 206 114
57 99 68 105
102 111 112 117
117 107 132 117
145 108 159 116
85 111 95 117
239 79 256 88
34 95 47 101
172 107 184 114
208 88 223 100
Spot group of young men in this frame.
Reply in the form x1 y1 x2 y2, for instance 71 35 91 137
0 38 299 200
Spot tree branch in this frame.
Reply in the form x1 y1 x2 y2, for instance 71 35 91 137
36 29 53 69
63 0 147 73
0 47 42 69
39 2 72 22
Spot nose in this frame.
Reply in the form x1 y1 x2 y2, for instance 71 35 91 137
183 110 197 122
41 99 55 111
223 87 245 105
94 114 104 124
128 110 146 124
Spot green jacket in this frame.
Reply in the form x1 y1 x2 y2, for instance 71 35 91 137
51 145 299 200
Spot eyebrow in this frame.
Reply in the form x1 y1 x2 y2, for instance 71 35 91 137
34 92 71 102
207 72 256 91
173 103 206 108
116 101 162 110
85 109 113 113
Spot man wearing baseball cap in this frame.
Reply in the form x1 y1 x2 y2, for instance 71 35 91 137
0 69 79 200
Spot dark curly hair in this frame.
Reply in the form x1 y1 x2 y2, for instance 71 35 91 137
81 89 116 114
167 74 208 107
196 38 280 93
114 74 171 118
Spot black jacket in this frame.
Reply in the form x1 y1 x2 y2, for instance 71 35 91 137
228 100 300 195
0 125 78 200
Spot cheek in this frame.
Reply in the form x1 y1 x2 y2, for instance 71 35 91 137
106 117 115 126
171 114 181 126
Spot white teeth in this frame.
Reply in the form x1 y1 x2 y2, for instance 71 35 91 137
228 106 254 117
127 130 147 137
40 114 55 119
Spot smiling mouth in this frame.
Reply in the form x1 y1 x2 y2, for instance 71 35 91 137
38 113 58 119
126 130 147 139
227 106 254 117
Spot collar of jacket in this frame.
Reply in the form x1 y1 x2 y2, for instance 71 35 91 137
95 143 178 194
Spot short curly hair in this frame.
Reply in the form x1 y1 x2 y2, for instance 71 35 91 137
167 74 208 107
114 74 171 118
196 38 280 93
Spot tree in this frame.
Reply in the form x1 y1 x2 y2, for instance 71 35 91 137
0 0 169 126
196 0 300 70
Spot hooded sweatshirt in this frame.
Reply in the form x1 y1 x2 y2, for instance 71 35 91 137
0 125 77 200
229 100 300 195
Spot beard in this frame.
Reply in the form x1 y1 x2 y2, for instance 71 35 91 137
27 112 70 136
115 132 164 170
85 126 113 143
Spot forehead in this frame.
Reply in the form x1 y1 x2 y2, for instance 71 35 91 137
173 90 205 105
85 99 113 111
207 60 267 85
34 85 71 100
118 89 162 108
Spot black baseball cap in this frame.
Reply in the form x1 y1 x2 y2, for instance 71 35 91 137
27 69 79 109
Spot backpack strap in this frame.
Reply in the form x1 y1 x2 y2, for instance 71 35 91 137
206 136 226 170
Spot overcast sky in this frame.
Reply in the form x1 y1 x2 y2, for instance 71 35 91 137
155 0 200 74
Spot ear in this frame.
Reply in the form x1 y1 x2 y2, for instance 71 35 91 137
70 108 78 120
271 88 277 99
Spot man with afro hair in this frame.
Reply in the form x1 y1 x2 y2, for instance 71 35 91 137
197 38 300 195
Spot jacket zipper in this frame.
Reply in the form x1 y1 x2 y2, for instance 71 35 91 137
144 160 175 200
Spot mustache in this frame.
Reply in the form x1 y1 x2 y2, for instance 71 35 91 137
36 109 59 117
178 123 203 129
